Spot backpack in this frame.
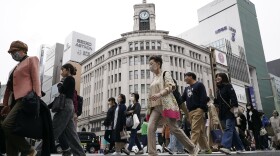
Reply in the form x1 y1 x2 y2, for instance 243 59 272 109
77 95 83 117
163 71 184 106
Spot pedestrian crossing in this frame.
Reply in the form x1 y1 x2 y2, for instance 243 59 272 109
49 150 280 156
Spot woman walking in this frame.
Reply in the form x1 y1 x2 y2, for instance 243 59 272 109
112 94 129 155
1 41 40 156
52 63 85 156
213 73 245 154
123 93 144 154
146 55 199 156
103 97 116 154
270 110 280 150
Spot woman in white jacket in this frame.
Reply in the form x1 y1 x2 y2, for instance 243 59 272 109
269 110 280 149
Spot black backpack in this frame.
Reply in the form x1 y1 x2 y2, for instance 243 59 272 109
163 71 184 106
77 95 83 117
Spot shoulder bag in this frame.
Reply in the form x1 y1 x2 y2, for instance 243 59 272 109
51 94 66 113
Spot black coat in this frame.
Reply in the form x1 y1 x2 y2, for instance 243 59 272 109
103 105 116 128
126 102 141 130
39 99 56 156
247 108 262 131
214 83 238 120
112 103 127 142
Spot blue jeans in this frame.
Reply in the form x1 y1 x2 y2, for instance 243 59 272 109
128 129 142 151
221 118 244 150
168 134 184 152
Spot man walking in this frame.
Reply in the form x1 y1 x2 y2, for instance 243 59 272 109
182 72 212 154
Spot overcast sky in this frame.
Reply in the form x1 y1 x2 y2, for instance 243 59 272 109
0 0 279 84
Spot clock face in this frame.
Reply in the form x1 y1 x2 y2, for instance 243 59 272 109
139 11 149 20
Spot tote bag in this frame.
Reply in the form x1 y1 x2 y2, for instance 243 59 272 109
132 114 140 129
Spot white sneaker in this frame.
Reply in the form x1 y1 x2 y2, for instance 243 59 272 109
111 152 121 155
189 145 200 156
236 149 245 154
220 147 231 155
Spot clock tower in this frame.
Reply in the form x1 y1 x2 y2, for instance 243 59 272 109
133 0 156 31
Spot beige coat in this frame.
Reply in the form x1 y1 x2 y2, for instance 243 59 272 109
207 102 221 146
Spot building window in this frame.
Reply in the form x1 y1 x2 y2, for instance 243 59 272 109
141 84 145 93
146 55 150 64
175 58 178 66
170 57 173 66
146 41 150 50
108 63 110 71
134 56 139 65
119 73 121 81
115 60 117 69
179 59 182 67
119 87 121 94
175 72 178 80
129 71 133 80
129 57 133 66
140 55 145 65
115 88 117 97
146 70 150 79
140 42 144 50
169 44 172 51
180 73 182 81
171 71 174 78
147 84 150 93
129 85 133 93
151 42 155 50
118 59 121 68
129 43 133 51
141 70 145 79
134 84 138 93
135 42 139 51
115 74 117 82
157 41 161 50
111 75 113 83
183 60 185 68
134 70 138 79
141 99 145 107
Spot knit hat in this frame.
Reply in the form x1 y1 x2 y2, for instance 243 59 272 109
8 40 28 53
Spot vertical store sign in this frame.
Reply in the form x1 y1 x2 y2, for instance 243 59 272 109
248 87 257 109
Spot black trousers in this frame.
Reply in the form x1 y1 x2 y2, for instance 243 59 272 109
252 129 261 150
104 130 115 150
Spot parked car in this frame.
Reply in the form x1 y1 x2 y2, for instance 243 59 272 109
78 132 100 153
131 144 163 153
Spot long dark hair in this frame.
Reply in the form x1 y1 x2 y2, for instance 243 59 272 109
215 73 229 84
118 94 126 104
62 63 77 75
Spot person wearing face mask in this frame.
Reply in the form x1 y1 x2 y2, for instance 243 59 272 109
269 110 280 149
0 41 41 156
146 55 199 156
123 93 144 155
112 94 129 155
213 73 245 154
103 97 117 154
246 103 262 150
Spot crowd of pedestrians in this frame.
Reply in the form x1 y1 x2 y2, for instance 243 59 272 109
1 42 280 156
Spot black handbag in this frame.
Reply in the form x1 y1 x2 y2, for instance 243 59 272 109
21 91 40 117
0 107 6 153
51 94 66 113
